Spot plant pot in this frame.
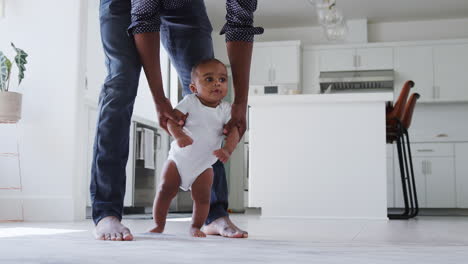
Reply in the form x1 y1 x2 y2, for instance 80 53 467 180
0 91 22 123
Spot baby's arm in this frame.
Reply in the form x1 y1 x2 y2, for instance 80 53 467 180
214 126 240 163
168 110 193 148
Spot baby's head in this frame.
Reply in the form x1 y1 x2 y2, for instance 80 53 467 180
189 58 228 105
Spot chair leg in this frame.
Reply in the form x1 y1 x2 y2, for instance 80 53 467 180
388 130 411 220
405 131 419 217
401 130 415 217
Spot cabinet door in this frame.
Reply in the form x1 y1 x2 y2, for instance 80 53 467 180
318 49 355 72
356 47 393 70
387 157 395 207
272 45 300 84
425 158 456 208
456 143 468 208
433 44 468 100
394 46 434 100
302 49 320 94
250 46 272 85
394 157 426 208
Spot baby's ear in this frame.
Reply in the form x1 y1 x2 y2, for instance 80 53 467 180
189 83 197 93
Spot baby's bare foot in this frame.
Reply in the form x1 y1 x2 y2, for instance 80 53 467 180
149 225 165 234
94 216 133 241
177 135 193 148
190 227 206 238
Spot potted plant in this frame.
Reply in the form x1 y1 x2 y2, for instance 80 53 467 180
0 43 28 123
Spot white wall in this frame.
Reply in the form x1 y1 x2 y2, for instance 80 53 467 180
368 18 468 43
0 0 86 221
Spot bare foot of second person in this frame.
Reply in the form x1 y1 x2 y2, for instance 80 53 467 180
94 216 133 241
202 216 248 238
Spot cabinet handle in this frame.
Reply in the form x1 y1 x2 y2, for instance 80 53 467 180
357 55 361 68
272 68 276 82
417 149 434 152
268 68 272 82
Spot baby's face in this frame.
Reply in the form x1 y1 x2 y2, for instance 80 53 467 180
190 61 228 105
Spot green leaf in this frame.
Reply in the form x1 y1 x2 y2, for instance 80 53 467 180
11 43 28 86
0 51 12 91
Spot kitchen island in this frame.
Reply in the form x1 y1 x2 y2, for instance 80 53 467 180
248 92 394 219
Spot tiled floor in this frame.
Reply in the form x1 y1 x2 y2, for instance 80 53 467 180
1 213 468 263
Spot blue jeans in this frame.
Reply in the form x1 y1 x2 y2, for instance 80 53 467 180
91 0 228 225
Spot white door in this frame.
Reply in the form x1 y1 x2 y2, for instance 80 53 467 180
318 49 355 72
250 46 272 85
433 44 468 101
271 45 300 84
455 143 468 208
356 47 394 70
394 46 434 100
394 157 426 208
425 158 456 208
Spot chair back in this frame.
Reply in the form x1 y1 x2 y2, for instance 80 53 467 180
387 80 415 121
402 93 421 130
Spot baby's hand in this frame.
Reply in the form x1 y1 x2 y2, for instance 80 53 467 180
213 148 231 163
176 135 193 148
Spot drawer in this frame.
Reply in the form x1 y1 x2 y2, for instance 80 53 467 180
411 143 454 157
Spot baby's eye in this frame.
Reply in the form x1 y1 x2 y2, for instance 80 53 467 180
205 77 213 82
219 77 226 83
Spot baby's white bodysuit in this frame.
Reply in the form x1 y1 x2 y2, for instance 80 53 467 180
168 94 231 190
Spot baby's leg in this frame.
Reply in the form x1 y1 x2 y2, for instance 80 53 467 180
149 160 181 233
190 168 214 237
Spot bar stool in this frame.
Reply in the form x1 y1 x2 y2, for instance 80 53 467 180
388 92 421 219
385 80 413 219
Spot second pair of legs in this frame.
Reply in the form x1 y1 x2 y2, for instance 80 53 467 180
150 160 213 237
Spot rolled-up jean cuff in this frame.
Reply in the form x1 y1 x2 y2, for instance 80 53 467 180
205 203 228 225
93 211 122 226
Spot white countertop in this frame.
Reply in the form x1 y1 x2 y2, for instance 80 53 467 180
248 92 394 106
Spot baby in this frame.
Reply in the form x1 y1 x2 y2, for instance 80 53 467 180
149 58 239 237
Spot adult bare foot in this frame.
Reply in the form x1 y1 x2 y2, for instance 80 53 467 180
149 225 165 234
202 216 248 238
190 227 206 238
94 216 133 241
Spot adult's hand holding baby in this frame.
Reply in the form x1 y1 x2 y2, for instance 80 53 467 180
155 97 184 133
224 103 247 138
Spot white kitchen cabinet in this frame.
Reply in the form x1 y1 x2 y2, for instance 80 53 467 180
250 46 272 85
425 157 456 208
356 48 393 70
318 47 393 72
433 44 468 101
318 49 355 72
394 143 456 208
251 41 301 85
387 145 395 208
302 49 320 94
455 143 468 208
394 46 434 100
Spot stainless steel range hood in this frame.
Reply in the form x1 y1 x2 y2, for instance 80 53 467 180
319 70 394 93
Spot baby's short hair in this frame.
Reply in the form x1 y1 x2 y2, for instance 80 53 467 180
190 58 226 82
